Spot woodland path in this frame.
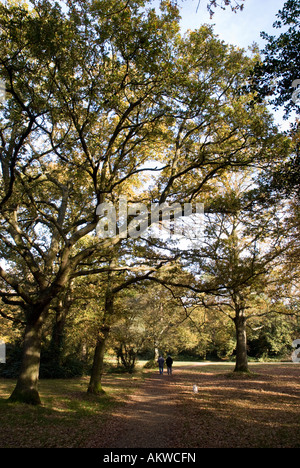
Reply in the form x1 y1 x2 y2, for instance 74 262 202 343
85 363 300 449
86 368 187 448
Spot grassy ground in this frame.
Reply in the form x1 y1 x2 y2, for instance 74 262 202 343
0 362 299 448
0 370 146 448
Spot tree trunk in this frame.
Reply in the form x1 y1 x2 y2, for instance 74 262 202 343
87 324 110 395
234 313 249 373
50 310 66 367
87 289 114 395
49 291 72 368
9 309 47 405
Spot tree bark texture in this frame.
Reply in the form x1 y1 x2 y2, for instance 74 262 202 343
9 308 47 404
87 289 114 395
234 313 249 372
88 324 110 395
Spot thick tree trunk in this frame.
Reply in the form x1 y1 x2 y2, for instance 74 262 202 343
87 324 110 395
9 309 46 404
234 313 249 373
87 290 114 395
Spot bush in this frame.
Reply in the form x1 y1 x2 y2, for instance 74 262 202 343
39 349 86 378
0 342 22 378
105 364 134 374
143 359 157 369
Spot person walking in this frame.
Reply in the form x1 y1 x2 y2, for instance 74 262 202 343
166 355 173 375
157 355 164 374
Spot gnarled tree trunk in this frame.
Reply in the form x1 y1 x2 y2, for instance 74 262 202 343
9 307 48 405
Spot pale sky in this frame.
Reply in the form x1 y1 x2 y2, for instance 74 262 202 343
178 0 287 50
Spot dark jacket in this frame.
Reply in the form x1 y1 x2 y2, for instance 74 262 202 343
166 356 173 367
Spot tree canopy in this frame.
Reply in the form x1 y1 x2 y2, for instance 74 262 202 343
252 0 300 117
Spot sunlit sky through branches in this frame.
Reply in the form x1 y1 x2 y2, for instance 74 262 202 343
176 0 294 130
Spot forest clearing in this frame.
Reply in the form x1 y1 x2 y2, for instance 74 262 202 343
0 362 299 448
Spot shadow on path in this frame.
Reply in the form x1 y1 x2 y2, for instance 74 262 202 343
86 371 182 448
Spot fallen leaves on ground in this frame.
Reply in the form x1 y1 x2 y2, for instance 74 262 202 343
0 364 299 448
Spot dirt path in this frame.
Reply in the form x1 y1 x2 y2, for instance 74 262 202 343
87 370 184 448
86 363 300 449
